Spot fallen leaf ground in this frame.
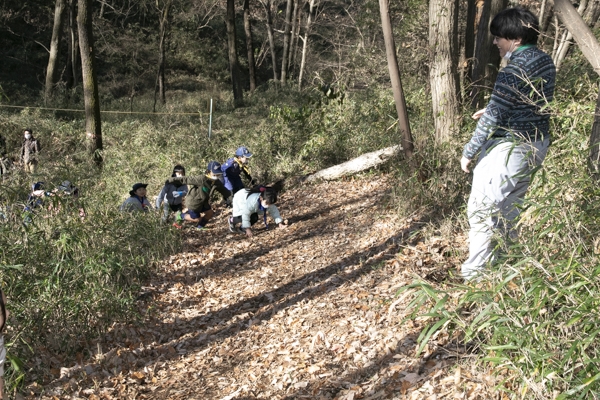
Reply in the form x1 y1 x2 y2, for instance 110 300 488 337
27 175 499 399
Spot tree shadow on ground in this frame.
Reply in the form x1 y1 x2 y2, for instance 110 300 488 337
156 188 391 291
41 215 430 396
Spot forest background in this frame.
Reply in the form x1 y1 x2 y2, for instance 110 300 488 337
1 0 600 397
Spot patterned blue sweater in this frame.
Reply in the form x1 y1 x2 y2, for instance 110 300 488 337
463 45 556 159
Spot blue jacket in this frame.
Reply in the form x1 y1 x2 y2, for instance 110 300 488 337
221 157 252 192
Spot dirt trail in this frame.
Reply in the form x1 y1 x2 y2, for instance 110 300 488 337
30 175 494 399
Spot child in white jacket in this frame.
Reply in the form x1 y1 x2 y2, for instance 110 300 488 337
229 185 286 238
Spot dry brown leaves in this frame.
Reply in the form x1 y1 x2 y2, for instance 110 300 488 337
25 175 498 400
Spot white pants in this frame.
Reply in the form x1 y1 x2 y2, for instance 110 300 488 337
461 138 549 280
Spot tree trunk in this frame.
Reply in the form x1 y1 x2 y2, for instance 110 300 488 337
289 0 300 77
554 0 600 177
45 0 66 103
65 0 78 90
262 0 278 81
154 0 171 110
77 0 102 165
555 0 600 75
226 0 244 107
306 145 402 182
429 0 460 143
584 0 600 25
555 0 588 71
244 0 256 92
281 0 293 84
552 15 561 60
292 0 303 72
464 0 477 79
298 0 316 89
378 0 414 160
542 5 555 36
470 0 507 109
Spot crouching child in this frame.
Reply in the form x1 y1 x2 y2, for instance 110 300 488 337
166 161 231 230
156 165 188 222
228 184 286 238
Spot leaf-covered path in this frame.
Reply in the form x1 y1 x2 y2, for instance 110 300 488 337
32 175 495 399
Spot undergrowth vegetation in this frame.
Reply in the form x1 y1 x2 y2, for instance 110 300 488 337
1 60 599 399
401 76 600 398
0 81 421 391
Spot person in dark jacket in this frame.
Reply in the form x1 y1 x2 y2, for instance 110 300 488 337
221 146 255 194
156 165 188 222
166 161 231 230
20 128 41 173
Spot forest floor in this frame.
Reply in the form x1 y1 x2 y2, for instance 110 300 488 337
26 174 499 399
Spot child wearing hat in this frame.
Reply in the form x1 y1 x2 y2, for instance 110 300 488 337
166 161 231 230
221 146 255 195
120 183 152 212
156 165 188 222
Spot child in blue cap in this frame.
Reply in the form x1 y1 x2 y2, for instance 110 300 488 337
166 161 231 230
221 146 255 195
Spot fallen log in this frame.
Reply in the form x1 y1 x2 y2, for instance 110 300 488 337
305 145 402 182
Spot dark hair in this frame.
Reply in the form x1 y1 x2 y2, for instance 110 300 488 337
490 7 539 45
24 128 33 135
172 164 185 177
247 185 278 205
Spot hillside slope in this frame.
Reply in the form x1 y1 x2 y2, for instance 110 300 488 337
29 175 496 400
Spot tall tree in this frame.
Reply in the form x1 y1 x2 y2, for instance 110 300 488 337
260 0 278 81
289 0 300 76
429 0 460 143
554 0 589 71
226 0 244 106
464 0 477 74
154 0 172 109
65 0 78 90
77 0 102 165
470 0 507 109
554 0 600 177
554 0 600 74
243 0 256 92
281 0 293 84
298 0 316 89
378 0 414 160
45 0 66 103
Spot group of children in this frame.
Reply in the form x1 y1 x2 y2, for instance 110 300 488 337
120 146 287 238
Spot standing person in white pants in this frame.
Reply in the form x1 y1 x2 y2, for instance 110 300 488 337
460 7 556 281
